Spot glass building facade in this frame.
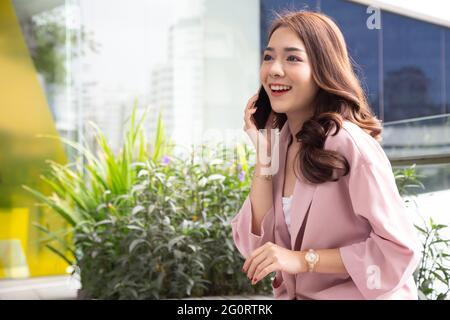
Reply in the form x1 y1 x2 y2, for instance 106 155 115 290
261 0 450 122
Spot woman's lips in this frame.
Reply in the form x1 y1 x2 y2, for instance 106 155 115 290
270 88 292 97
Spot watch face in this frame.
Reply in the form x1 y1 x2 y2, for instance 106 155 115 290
305 251 317 263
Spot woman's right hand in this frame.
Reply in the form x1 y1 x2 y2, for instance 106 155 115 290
243 93 260 134
243 92 276 160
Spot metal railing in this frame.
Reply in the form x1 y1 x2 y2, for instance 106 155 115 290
383 114 450 166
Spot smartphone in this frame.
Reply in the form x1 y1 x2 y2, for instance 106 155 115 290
252 85 273 130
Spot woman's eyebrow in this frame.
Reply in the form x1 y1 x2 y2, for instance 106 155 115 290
264 46 305 53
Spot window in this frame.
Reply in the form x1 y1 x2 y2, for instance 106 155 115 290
382 12 443 122
321 0 380 118
260 0 318 59
446 29 450 113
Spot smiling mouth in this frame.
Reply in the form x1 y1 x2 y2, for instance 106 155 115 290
269 87 292 96
269 84 292 94
270 88 292 93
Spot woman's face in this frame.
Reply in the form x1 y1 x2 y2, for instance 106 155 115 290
260 26 319 115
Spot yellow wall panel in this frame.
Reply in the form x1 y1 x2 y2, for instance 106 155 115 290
0 0 69 278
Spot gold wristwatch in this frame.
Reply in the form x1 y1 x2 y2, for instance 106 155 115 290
304 249 320 272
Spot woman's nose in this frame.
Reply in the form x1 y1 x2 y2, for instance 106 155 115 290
269 61 284 78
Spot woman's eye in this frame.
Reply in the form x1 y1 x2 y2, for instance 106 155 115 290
263 55 301 62
287 56 301 62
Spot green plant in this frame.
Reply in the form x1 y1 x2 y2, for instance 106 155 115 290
394 165 450 300
394 164 425 197
158 142 271 296
24 105 271 299
23 105 173 265
413 217 450 300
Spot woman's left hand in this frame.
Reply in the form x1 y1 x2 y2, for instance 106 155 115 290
242 242 305 285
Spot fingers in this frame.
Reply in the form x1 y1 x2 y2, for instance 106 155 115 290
249 256 274 283
243 93 259 128
244 105 257 122
242 244 261 272
252 262 278 285
246 250 269 280
244 94 258 115
246 93 259 109
242 243 279 286
242 242 272 272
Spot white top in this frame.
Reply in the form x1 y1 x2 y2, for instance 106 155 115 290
282 195 293 233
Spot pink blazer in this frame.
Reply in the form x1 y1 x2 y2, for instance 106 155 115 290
231 120 422 300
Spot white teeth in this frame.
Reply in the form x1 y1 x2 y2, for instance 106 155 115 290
270 85 292 91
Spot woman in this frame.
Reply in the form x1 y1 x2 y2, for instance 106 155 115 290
231 10 421 300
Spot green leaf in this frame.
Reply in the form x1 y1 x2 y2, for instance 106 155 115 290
129 239 148 253
414 225 427 234
22 185 81 226
437 293 447 300
45 244 73 266
33 223 76 258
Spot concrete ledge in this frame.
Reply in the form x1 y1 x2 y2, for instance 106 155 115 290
0 276 273 300
0 275 78 300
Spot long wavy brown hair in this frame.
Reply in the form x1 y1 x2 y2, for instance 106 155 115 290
267 10 382 184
